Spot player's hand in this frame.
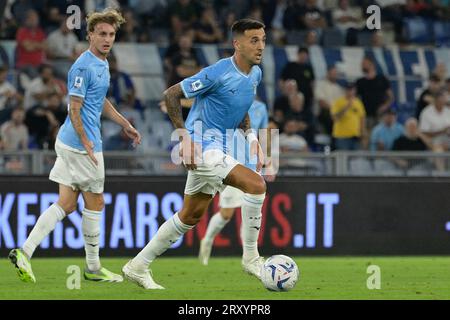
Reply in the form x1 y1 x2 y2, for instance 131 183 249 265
82 139 98 166
250 140 265 173
123 125 142 147
263 159 277 182
180 136 201 170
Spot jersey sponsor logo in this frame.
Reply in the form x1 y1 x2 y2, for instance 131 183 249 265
191 79 204 92
74 76 83 88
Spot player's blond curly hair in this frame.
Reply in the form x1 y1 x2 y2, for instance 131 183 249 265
86 8 125 35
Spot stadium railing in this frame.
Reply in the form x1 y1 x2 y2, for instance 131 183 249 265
1 150 449 177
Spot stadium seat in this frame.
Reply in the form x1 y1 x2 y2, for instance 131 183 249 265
433 21 450 46
286 30 308 45
356 31 373 47
348 158 374 176
322 29 345 47
403 18 431 44
149 28 170 46
373 159 403 176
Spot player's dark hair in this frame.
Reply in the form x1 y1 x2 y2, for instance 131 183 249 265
231 19 265 37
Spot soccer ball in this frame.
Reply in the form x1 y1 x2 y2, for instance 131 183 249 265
260 255 299 292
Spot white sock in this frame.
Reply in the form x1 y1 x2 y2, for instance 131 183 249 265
22 203 66 258
203 212 229 244
241 193 265 262
82 208 102 271
131 212 193 270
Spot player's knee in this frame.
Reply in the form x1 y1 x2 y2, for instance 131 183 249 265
248 176 266 194
179 212 200 226
179 208 204 226
95 196 105 210
58 201 77 214
221 208 234 220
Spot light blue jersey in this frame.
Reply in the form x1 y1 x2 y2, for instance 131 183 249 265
181 57 262 153
58 50 110 152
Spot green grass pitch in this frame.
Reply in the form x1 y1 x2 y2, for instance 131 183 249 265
1 256 449 299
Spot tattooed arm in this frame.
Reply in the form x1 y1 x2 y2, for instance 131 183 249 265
163 82 199 170
163 83 185 129
69 95 97 165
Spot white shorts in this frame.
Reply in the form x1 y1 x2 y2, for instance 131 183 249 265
184 149 240 196
49 140 105 193
219 186 244 208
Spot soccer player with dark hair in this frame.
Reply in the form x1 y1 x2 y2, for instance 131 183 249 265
123 19 268 289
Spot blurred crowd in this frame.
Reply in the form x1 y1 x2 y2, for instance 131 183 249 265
0 0 450 161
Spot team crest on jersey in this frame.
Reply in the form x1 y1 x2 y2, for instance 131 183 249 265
74 76 83 88
191 80 204 92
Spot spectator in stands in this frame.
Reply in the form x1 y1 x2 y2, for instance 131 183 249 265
305 30 319 47
419 89 450 151
246 4 264 21
280 46 315 113
283 0 327 35
279 119 309 152
0 66 22 113
356 56 394 129
279 119 309 168
375 0 405 43
261 0 288 46
393 117 432 151
392 117 433 171
273 79 314 144
25 92 66 149
107 55 142 111
128 0 169 28
193 5 223 44
166 32 202 88
46 18 79 77
168 0 202 40
274 79 305 124
10 0 35 26
433 62 447 86
163 29 196 78
221 10 237 44
402 0 435 19
371 31 386 48
116 9 148 43
15 9 47 69
85 0 120 14
44 0 85 33
297 0 328 35
370 109 404 151
416 74 443 119
314 65 344 135
24 64 66 110
332 0 365 46
331 82 367 150
0 106 28 150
